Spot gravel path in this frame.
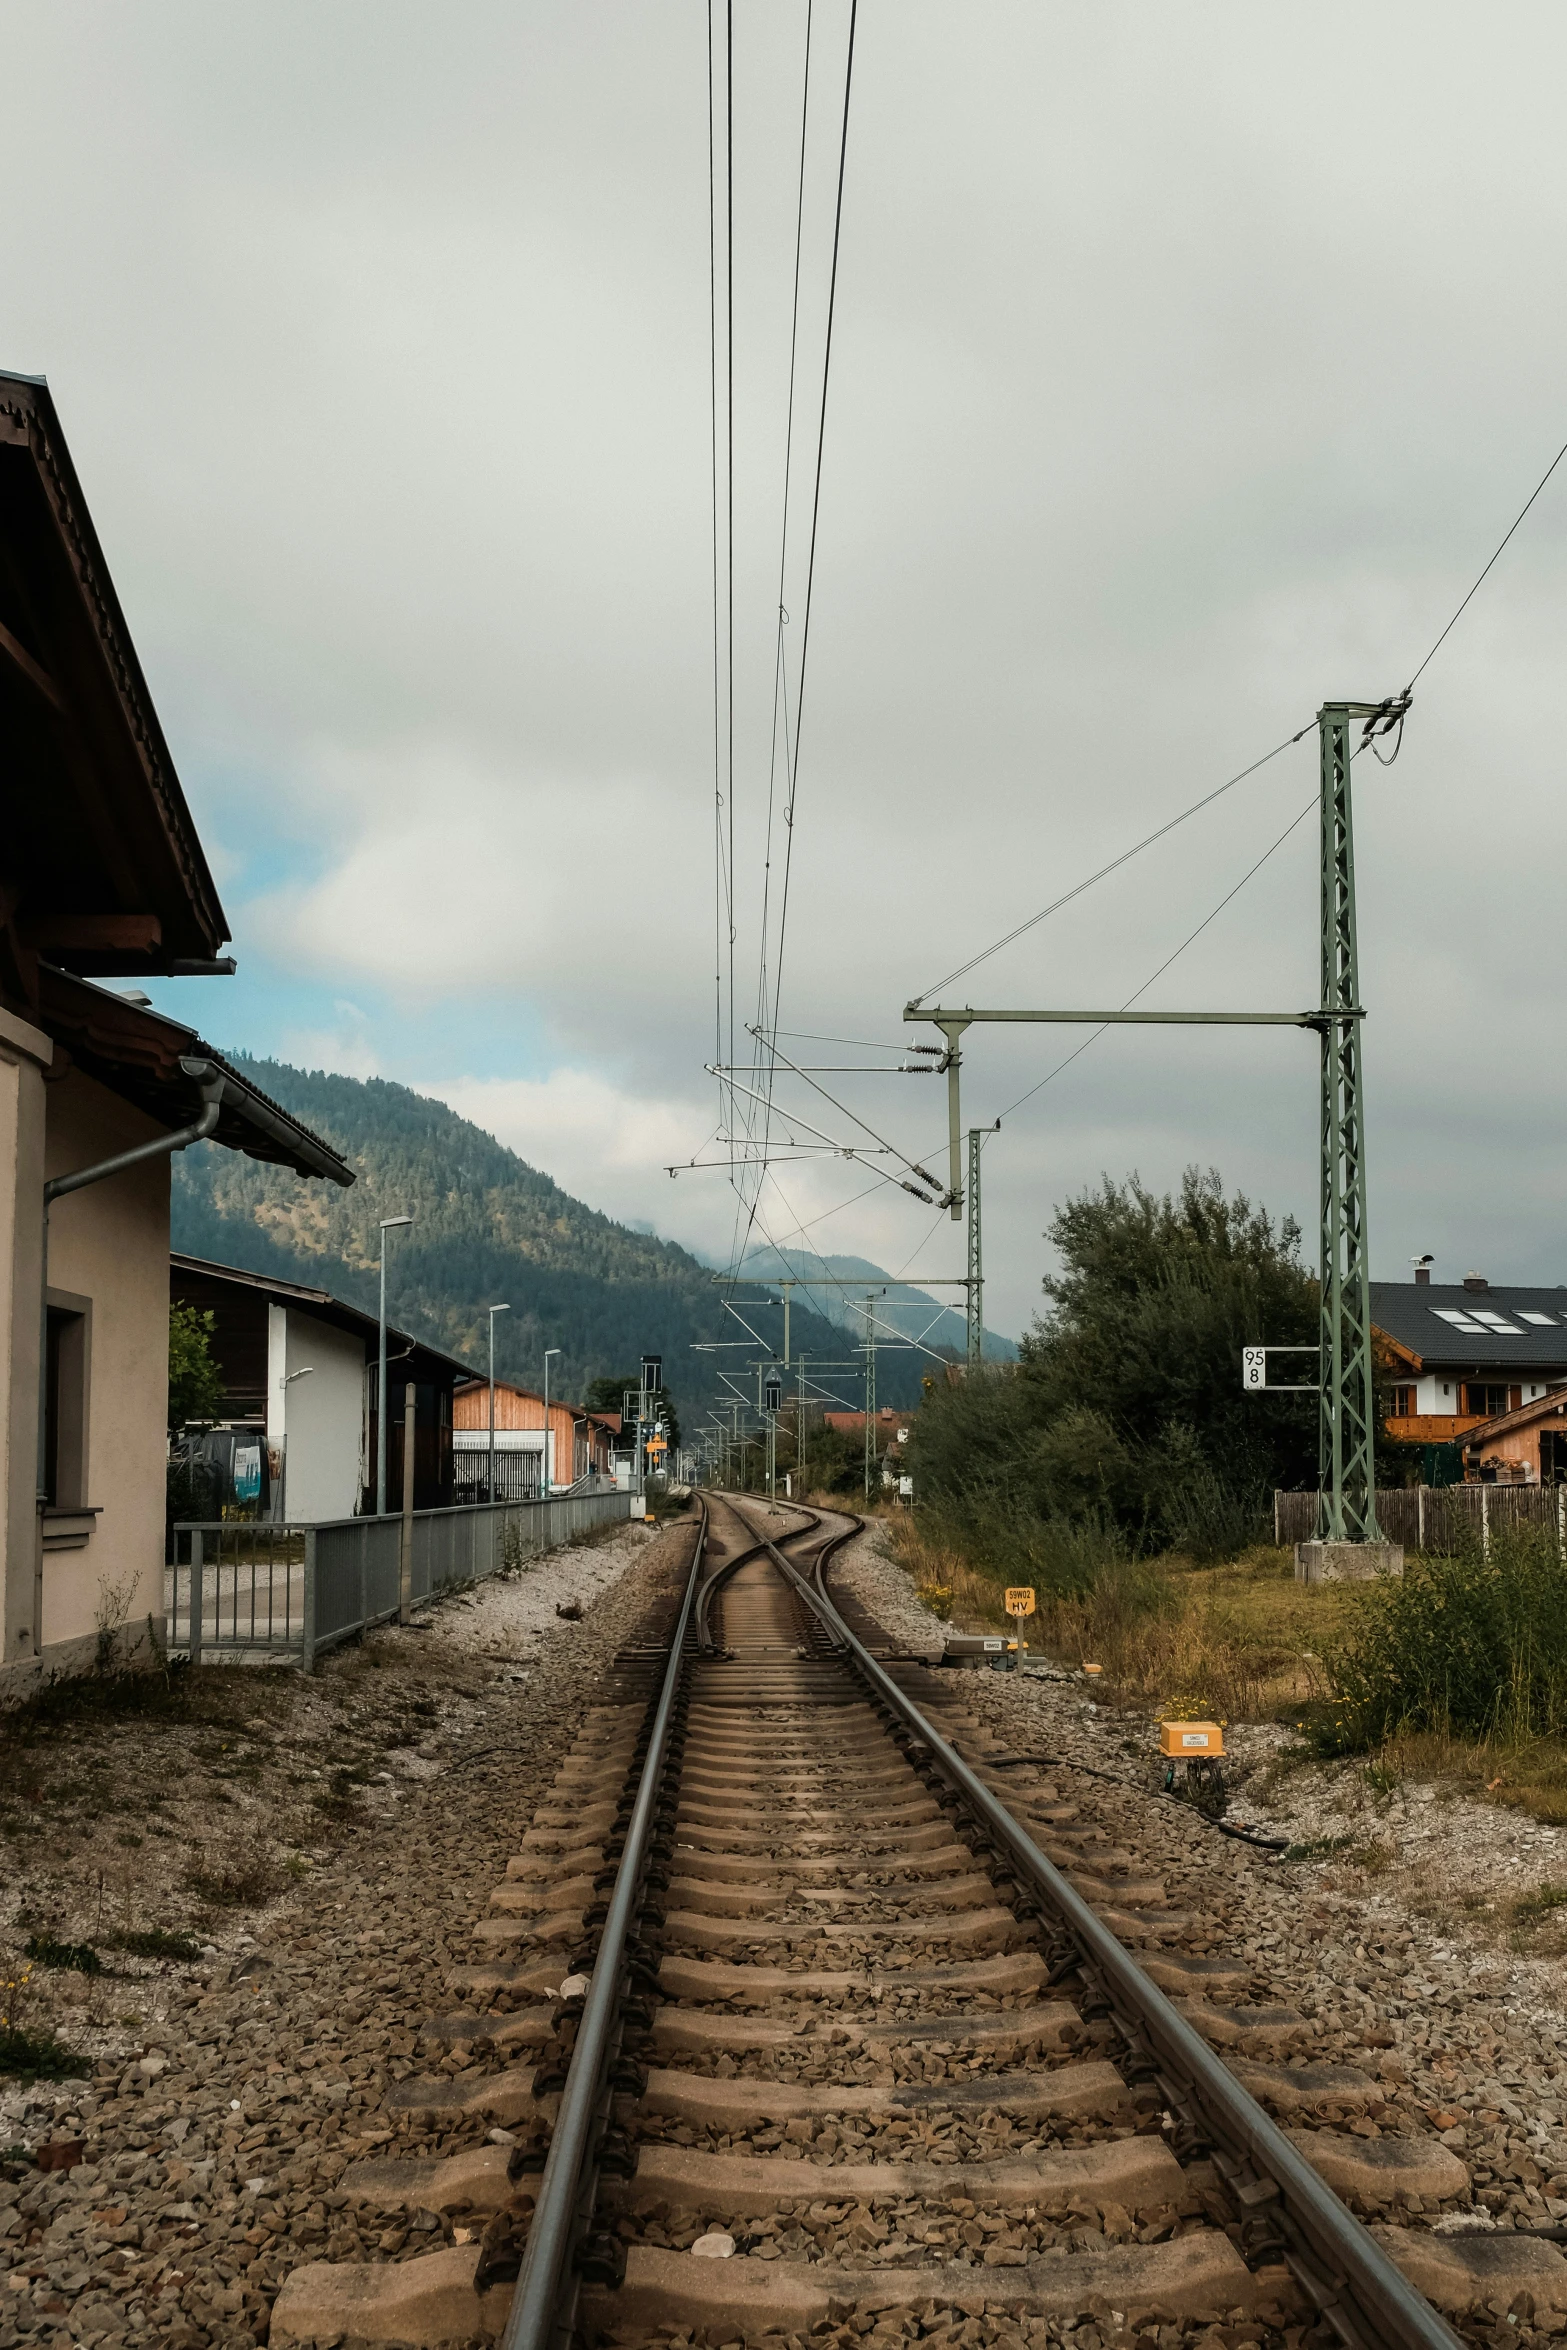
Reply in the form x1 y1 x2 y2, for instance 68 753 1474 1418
0 1513 684 2350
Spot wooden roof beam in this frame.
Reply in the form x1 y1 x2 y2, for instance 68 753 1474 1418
19 913 162 955
0 614 62 711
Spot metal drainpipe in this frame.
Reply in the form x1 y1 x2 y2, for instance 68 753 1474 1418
33 1059 226 1655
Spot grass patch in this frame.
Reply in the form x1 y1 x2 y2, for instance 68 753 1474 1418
1282 1833 1354 1862
22 1935 101 1976
1313 1528 1567 1753
184 1838 288 1910
0 2023 79 2082
891 1514 1360 1723
1508 1880 1567 1932
108 1928 202 1964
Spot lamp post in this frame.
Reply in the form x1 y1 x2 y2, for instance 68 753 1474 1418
486 1303 510 1502
542 1348 561 1500
376 1215 414 1515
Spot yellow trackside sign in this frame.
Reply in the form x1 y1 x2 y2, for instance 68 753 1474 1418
1005 1587 1036 1616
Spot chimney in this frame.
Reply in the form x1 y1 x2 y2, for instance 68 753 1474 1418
1463 1271 1488 1293
1415 1266 1429 1285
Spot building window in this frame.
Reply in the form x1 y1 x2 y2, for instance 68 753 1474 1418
43 1299 89 1507
1391 1385 1416 1418
1462 1382 1510 1419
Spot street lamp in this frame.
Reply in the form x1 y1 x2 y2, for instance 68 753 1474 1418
487 1303 511 1503
542 1347 561 1499
376 1215 414 1515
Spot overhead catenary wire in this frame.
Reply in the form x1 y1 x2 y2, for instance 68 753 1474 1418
761 0 859 1059
911 725 1312 1008
1404 426 1567 694
712 1 859 1295
750 0 814 1125
987 789 1321 1131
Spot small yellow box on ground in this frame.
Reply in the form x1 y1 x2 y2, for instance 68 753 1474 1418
1159 1720 1225 1759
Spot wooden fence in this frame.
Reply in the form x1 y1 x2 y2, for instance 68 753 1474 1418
1275 1484 1567 1554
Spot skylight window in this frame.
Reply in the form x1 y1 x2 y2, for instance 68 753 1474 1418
1432 1309 1490 1333
1472 1311 1525 1333
1519 1311 1558 1326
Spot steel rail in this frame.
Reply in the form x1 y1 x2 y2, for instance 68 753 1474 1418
502 1500 707 2350
693 1499 823 1651
726 1499 1463 2350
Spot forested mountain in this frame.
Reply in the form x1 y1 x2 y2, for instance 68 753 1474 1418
171 1057 929 1428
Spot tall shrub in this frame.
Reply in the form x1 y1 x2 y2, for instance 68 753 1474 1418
1324 1527 1567 1745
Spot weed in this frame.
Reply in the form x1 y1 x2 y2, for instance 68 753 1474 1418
1342 1839 1394 1874
185 1837 287 1909
0 1965 77 2082
1320 1527 1567 1750
1508 1881 1567 1932
1363 1758 1402 1802
916 1584 954 1622
0 2022 78 2082
23 1935 102 1977
1282 1833 1353 1863
92 1571 139 1678
108 1929 201 1964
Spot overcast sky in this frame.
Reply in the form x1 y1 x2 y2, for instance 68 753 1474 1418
8 2 1567 1344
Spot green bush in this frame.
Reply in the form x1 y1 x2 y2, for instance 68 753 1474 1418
1319 1527 1567 1748
906 1170 1314 1556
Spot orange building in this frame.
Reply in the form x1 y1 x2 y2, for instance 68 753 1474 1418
1456 1391 1567 1487
452 1379 614 1494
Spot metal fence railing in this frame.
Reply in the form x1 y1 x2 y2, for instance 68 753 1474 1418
1275 1484 1567 1554
452 1452 544 1505
166 1487 633 1668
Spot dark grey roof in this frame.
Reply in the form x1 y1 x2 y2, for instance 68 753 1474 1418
1371 1281 1567 1370
171 1253 476 1381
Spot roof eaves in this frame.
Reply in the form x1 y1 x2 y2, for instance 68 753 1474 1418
0 375 227 950
172 1251 476 1379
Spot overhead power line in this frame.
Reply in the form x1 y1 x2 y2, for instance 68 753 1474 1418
763 0 859 1051
912 725 1312 1006
1405 427 1567 693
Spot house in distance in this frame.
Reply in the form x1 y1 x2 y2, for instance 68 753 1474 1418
1374 1270 1567 1483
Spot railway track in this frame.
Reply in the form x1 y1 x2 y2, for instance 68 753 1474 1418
272 1494 1567 2350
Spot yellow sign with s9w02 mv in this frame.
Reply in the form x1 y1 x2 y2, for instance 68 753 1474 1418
1004 1587 1036 1616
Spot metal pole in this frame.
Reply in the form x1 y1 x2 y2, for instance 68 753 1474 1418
938 1019 969 1219
377 1242 388 1517
863 1294 876 1501
401 1382 416 1621
301 1528 317 1674
375 1214 413 1515
1316 706 1380 1543
487 1302 510 1504
966 1127 983 1371
542 1347 560 1500
189 1529 204 1668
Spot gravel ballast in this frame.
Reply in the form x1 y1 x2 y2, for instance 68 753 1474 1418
0 1513 684 2350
